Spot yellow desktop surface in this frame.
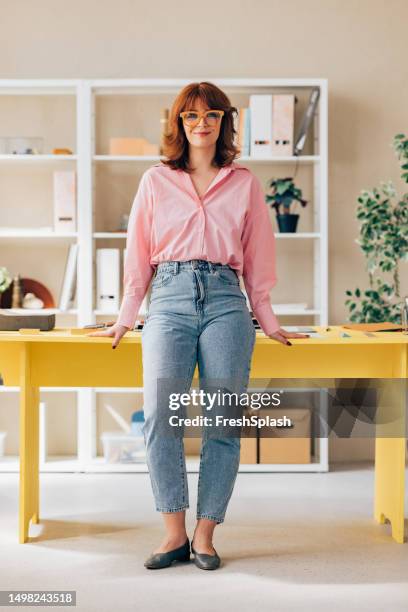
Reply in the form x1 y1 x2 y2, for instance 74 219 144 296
0 325 407 543
0 324 407 343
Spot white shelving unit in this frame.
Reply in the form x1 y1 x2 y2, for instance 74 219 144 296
0 78 328 474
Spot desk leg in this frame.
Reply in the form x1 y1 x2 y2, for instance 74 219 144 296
19 344 40 543
374 438 405 543
374 368 407 544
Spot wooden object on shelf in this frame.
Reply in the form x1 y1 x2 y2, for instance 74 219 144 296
1 278 55 309
109 137 159 155
52 148 74 155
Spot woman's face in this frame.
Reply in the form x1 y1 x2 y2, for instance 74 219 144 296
181 98 222 151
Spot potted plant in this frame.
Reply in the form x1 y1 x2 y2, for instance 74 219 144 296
265 177 308 233
345 133 408 323
0 267 12 308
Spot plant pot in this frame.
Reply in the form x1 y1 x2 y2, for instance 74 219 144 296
276 213 299 233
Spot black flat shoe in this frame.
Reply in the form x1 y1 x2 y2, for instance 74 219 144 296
191 540 221 570
144 538 191 569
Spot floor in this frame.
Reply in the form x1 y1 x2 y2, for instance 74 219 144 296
1 463 407 612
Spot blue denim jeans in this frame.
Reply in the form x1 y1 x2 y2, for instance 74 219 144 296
141 259 256 524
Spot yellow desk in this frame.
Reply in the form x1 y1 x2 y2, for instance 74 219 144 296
0 326 406 544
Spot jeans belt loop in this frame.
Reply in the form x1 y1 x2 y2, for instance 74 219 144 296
173 261 179 275
191 260 198 270
208 261 214 273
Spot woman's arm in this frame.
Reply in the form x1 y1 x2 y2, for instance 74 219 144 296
116 171 155 330
241 174 280 335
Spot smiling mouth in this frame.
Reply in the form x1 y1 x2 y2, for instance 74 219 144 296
195 132 211 135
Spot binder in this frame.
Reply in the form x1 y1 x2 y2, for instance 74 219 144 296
271 95 295 156
97 248 120 312
53 171 76 233
249 95 273 158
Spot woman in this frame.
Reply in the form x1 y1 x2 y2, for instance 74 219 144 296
88 81 310 570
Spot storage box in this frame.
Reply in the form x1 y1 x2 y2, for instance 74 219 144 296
109 138 159 156
240 436 257 463
100 432 146 463
258 408 311 464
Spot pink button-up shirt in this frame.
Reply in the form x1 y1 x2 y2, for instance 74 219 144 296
117 161 280 335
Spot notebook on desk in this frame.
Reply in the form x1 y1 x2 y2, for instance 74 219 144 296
342 322 403 332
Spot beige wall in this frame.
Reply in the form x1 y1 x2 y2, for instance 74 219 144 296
2 0 407 320
1 0 407 462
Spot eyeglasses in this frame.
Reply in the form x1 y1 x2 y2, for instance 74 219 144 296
179 110 225 127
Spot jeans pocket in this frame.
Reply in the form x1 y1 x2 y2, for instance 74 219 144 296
214 268 240 286
151 271 175 289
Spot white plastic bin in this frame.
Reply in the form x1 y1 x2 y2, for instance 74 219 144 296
100 432 146 463
0 432 7 457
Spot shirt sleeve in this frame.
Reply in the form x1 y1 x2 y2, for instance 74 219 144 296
241 174 280 335
116 171 155 329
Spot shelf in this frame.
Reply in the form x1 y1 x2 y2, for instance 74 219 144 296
0 154 77 163
57 456 327 473
94 155 162 162
93 154 319 163
2 308 78 315
94 387 144 393
93 232 126 239
0 385 320 394
0 230 77 245
0 454 326 473
93 309 120 315
0 386 83 392
93 232 320 240
276 232 320 239
273 308 320 315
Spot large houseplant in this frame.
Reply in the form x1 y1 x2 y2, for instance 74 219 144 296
345 134 408 323
265 177 308 233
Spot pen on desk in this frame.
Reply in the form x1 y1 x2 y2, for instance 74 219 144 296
83 321 115 329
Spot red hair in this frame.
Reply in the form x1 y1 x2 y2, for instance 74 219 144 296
161 81 240 173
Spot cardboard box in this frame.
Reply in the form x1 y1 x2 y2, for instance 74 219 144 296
258 408 311 464
240 436 257 464
109 137 159 156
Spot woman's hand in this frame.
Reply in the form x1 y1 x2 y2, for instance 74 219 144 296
86 322 131 349
267 327 310 346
